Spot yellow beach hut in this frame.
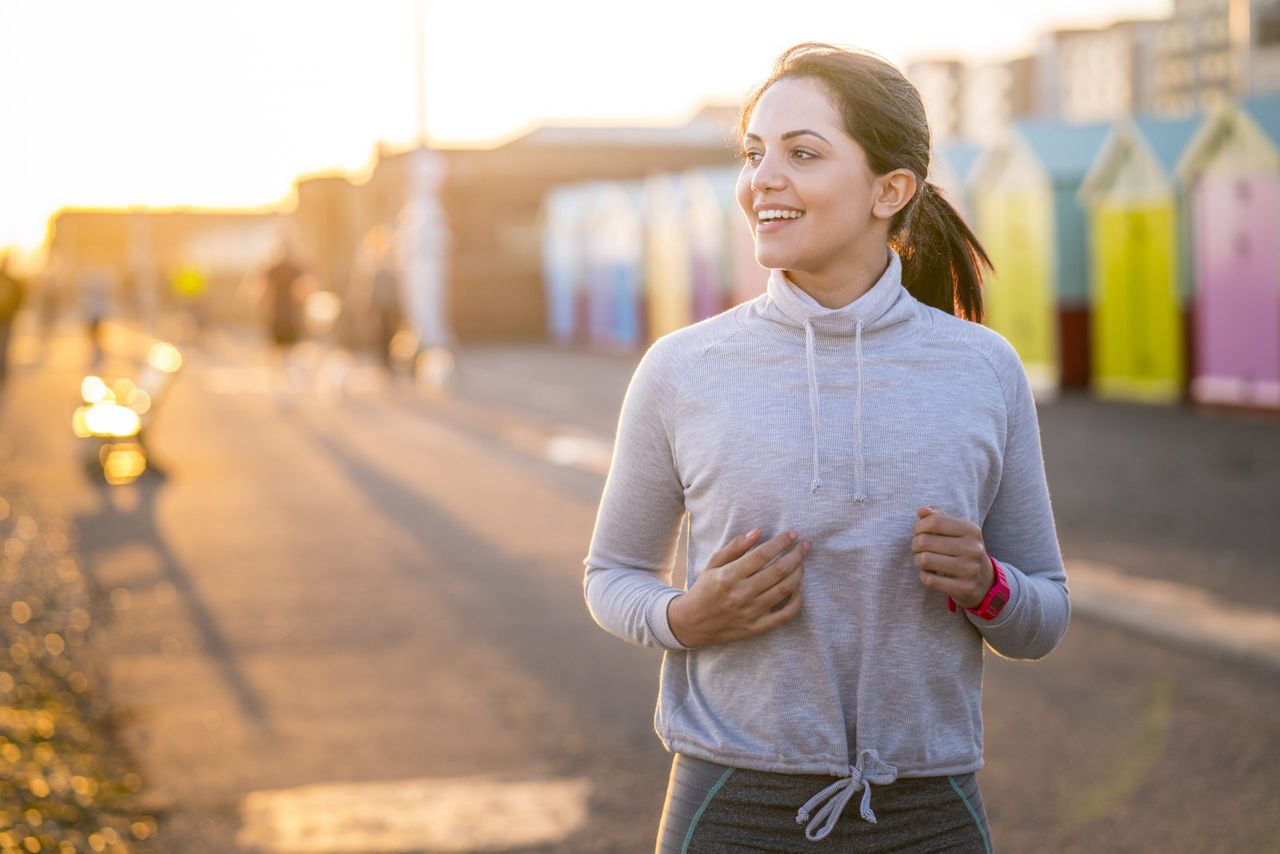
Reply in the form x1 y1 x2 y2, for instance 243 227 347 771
970 121 1111 394
1079 114 1203 403
643 173 694 342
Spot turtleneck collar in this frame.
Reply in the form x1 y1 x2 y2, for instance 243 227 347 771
757 248 916 500
763 247 909 338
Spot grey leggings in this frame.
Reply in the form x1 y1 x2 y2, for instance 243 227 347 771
656 754 992 853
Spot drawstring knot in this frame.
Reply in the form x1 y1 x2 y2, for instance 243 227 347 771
795 750 897 841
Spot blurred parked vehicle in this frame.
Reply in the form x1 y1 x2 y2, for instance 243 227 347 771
72 341 183 485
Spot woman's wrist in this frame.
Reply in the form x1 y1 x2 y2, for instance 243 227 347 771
667 593 702 648
948 553 998 612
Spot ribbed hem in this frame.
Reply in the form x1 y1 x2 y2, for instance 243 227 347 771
649 589 691 651
966 557 1024 631
661 737 984 780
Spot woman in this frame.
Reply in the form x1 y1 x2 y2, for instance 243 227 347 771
583 43 1069 852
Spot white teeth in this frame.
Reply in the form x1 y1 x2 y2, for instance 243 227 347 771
758 209 804 222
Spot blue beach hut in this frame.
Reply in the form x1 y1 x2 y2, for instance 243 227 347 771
540 184 596 345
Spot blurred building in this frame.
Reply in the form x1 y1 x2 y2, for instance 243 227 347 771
43 107 742 343
293 173 364 299
1154 0 1235 114
908 59 967 144
1037 21 1162 123
1148 0 1280 111
910 55 1039 146
960 58 1039 145
46 209 287 322
1235 0 1280 95
347 105 742 342
906 3 1280 137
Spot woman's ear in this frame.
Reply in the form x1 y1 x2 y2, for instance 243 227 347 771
872 169 918 221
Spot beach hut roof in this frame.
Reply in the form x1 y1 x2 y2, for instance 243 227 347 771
1080 112 1204 202
1132 114 1203 174
1176 97 1280 180
937 142 984 183
1242 95 1280 147
1014 119 1112 182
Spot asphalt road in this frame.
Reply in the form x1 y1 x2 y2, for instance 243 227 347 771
1 322 1277 853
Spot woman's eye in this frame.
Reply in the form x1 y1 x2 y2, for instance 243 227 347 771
737 147 815 165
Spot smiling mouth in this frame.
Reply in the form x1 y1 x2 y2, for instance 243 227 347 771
757 209 805 224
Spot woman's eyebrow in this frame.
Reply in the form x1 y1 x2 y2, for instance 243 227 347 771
743 129 833 145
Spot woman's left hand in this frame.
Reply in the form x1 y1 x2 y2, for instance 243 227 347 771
911 507 993 610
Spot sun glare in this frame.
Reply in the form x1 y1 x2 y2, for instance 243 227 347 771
1 0 1171 257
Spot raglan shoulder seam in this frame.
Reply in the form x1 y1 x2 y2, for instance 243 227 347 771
646 304 754 477
922 310 1024 441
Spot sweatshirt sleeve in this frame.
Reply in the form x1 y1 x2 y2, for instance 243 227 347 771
583 342 691 651
974 350 1071 659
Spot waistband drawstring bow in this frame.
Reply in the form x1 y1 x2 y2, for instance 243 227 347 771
795 749 898 841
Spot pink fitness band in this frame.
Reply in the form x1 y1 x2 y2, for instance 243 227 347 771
948 555 1009 621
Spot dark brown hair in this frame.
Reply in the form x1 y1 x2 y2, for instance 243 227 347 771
739 42 991 322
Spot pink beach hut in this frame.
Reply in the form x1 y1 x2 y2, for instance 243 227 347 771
1177 96 1280 409
685 167 767 314
684 169 734 322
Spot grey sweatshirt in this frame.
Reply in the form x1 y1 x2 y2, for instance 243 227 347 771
583 249 1069 836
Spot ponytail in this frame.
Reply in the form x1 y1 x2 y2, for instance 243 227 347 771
892 182 992 324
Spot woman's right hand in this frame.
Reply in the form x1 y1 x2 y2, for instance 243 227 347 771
667 529 808 648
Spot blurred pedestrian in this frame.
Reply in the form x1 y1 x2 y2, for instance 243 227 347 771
257 239 313 397
350 226 403 374
35 263 64 365
77 253 118 368
0 251 26 392
585 43 1069 853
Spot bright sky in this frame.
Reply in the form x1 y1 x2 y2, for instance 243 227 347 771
1 0 1171 257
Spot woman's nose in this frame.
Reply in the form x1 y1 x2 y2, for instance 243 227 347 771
750 154 787 194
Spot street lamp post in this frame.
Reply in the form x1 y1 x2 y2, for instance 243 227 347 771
398 0 453 379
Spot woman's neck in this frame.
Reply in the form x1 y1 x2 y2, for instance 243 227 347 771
778 247 890 311
785 246 892 310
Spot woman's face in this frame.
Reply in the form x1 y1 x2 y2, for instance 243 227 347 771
735 76 886 276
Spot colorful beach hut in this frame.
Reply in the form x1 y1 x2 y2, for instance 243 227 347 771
725 187 767 306
1079 114 1203 403
583 182 646 352
931 141 984 224
540 184 595 345
643 173 695 342
684 169 734 322
970 121 1111 393
1176 96 1280 409
694 166 768 306
687 166 768 310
